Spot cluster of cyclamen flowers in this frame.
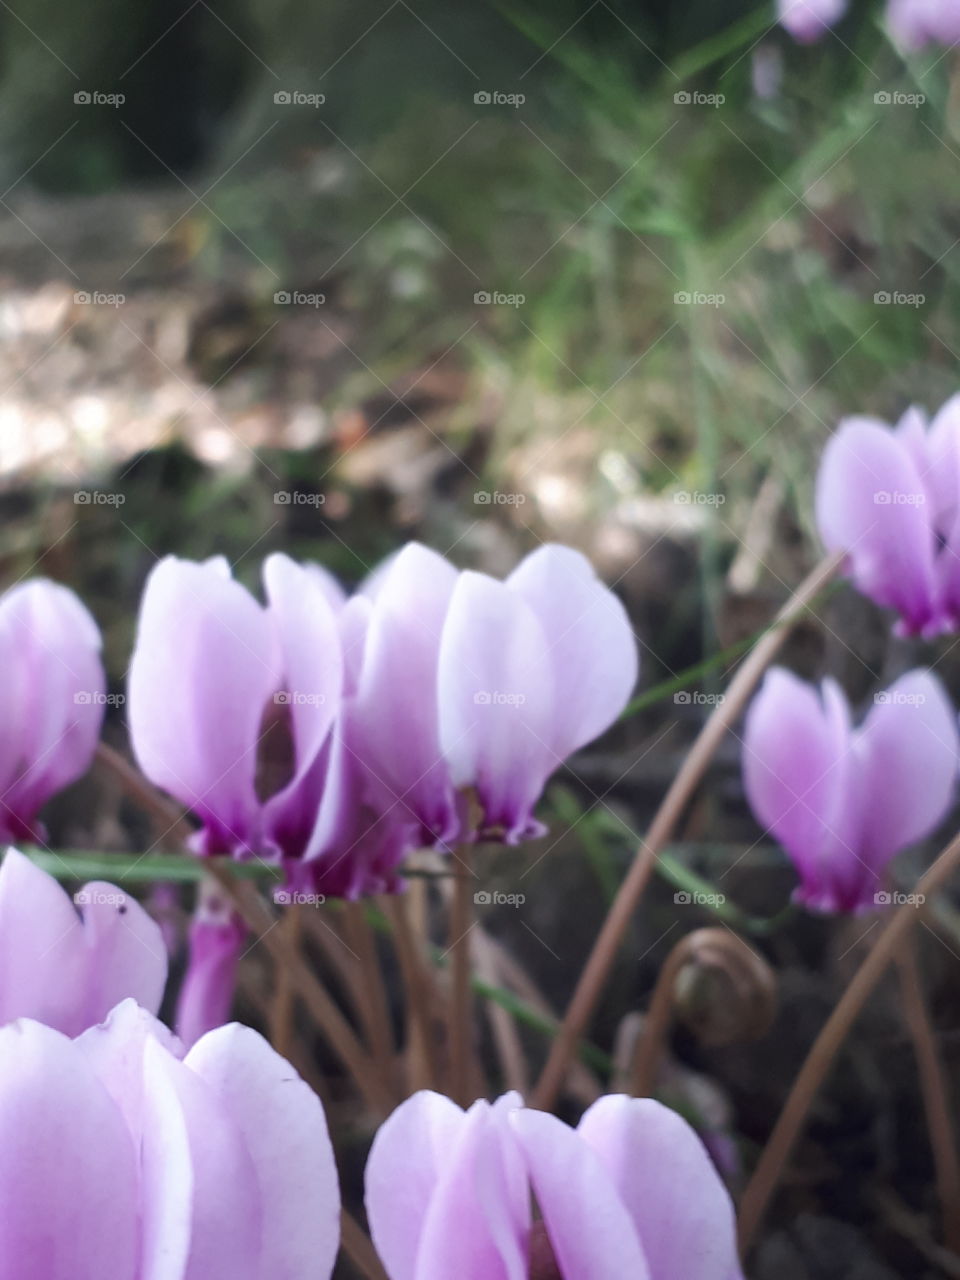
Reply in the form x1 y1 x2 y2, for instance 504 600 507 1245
4 389 960 1274
0 849 741 1279
126 542 638 895
778 0 960 45
744 393 960 914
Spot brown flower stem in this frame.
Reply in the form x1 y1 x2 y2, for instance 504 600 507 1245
628 936 696 1097
531 552 842 1111
472 926 529 1096
268 904 300 1059
95 742 194 845
340 1209 388 1280
449 843 476 1106
738 829 960 1257
895 933 960 1254
344 900 395 1071
206 864 395 1118
382 893 440 1092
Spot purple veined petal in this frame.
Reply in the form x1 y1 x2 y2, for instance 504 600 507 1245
76 998 185 1137
509 1107 651 1280
352 544 461 844
0 848 85 1029
506 544 638 760
365 1090 469 1280
438 571 555 843
0 852 166 1036
777 0 848 41
304 561 347 612
70 878 168 1030
742 670 867 913
0 579 105 840
853 670 959 883
261 554 344 854
340 595 372 695
141 1033 262 1280
0 1019 139 1280
414 1100 530 1280
576 1096 742 1280
186 1023 341 1280
175 883 246 1048
816 417 941 634
128 556 282 856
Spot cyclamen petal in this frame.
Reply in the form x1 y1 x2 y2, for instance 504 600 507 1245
75 1000 340 1279
0 848 167 1035
778 0 848 41
438 571 555 843
0 579 106 841
366 1091 739 1280
175 881 246 1048
887 0 960 47
816 417 940 635
743 668 958 913
128 556 282 857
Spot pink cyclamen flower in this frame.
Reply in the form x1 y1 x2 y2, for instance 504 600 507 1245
743 668 959 913
0 999 340 1279
816 397 960 636
352 543 638 845
0 578 106 841
175 879 247 1048
128 553 415 897
0 847 166 1035
128 553 340 858
887 0 960 47
778 0 848 42
365 1090 742 1279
